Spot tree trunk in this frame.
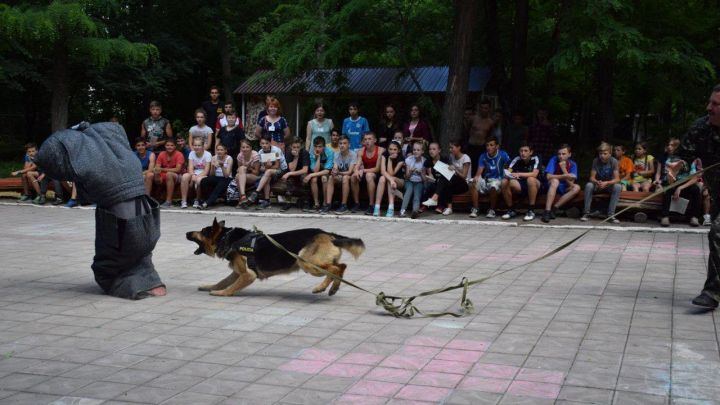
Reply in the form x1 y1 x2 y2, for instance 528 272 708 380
51 44 70 132
439 0 480 150
595 55 614 141
219 27 233 102
510 0 529 114
484 0 513 126
542 0 567 105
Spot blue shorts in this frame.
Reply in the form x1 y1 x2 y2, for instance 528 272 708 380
557 181 571 195
517 179 546 196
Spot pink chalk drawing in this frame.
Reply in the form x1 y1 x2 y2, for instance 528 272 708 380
394 385 452 402
434 348 483 363
380 355 430 370
337 353 386 366
423 359 474 374
469 363 520 380
365 367 416 383
458 376 511 393
409 371 463 388
321 363 373 378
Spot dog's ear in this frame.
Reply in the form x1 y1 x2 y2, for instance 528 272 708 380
212 217 225 230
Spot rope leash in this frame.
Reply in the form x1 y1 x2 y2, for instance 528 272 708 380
256 161 719 318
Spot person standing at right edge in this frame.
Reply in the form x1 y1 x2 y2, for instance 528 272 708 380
672 84 720 309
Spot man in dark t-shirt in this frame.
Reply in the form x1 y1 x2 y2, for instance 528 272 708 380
201 86 224 131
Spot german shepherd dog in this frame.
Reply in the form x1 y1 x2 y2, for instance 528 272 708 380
186 218 365 296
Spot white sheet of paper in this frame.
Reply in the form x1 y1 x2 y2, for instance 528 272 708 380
504 169 515 179
669 197 689 214
434 161 455 181
261 153 278 163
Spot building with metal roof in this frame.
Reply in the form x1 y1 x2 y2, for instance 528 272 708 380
236 66 493 138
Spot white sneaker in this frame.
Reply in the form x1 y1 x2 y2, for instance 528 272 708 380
442 208 453 216
486 209 496 218
277 195 285 203
400 209 406 217
422 198 438 207
704 214 712 226
181 201 188 209
469 207 478 218
193 200 200 208
524 211 535 221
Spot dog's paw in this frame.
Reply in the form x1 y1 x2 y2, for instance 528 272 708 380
328 288 339 296
209 290 231 296
312 287 326 294
198 285 215 292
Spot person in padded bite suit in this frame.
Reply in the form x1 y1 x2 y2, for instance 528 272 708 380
35 121 166 300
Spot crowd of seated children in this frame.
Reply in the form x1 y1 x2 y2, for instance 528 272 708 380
153 137 185 207
372 140 405 217
613 144 634 191
279 137 311 212
501 142 542 221
422 140 471 216
180 136 211 208
198 143 233 210
631 141 655 192
244 134 288 210
400 141 427 218
581 142 622 223
323 135 357 214
304 137 334 212
351 132 385 215
541 144 581 223
469 136 511 219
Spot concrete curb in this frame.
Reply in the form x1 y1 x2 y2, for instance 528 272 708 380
2 201 710 234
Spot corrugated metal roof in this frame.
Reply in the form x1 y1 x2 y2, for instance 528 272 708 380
234 66 491 95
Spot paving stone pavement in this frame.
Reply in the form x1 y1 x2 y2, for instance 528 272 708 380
0 204 718 405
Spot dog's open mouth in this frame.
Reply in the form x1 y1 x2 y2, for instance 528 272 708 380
186 231 206 255
194 246 204 255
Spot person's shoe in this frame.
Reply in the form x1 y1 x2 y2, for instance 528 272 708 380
634 212 648 223
64 199 78 208
704 214 712 226
692 293 718 309
247 192 258 204
501 210 516 220
17 195 30 203
541 210 550 223
588 209 602 218
609 217 620 224
435 208 444 214
419 205 427 213
311 204 321 212
523 210 535 221
387 207 395 217
580 213 591 222
399 209 406 218
180 200 188 209
365 206 374 215
193 200 201 209
486 209 496 219
660 217 670 227
373 206 380 216
350 204 360 213
422 198 438 207
240 194 248 204
280 203 293 212
442 207 453 216
469 207 479 218
256 200 271 210
549 207 557 219
411 210 420 219
277 195 285 204
320 204 332 215
52 198 65 205
690 217 700 227
32 196 46 205
335 204 349 215
160 201 173 208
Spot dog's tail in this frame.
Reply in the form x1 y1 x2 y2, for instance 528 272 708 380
332 237 365 259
